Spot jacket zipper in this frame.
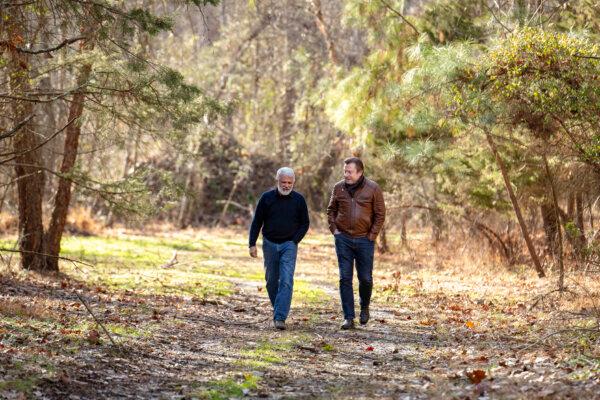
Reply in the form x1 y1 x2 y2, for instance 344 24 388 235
350 196 355 233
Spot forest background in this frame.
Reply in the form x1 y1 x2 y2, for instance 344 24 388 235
1 0 600 398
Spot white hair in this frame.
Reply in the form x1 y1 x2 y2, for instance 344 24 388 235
276 167 295 180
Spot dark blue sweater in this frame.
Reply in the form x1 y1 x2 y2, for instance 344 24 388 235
249 189 310 247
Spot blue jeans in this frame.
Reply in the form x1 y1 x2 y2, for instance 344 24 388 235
262 238 298 321
334 233 375 320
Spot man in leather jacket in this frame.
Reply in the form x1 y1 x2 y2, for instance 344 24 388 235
326 157 386 330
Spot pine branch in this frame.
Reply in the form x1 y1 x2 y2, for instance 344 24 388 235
3 36 87 54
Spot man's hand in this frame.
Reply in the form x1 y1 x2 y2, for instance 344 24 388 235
249 246 258 258
334 229 341 235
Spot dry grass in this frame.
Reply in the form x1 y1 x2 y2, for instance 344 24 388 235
0 212 17 233
0 297 54 321
65 206 102 236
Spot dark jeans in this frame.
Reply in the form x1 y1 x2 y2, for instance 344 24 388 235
334 233 375 320
262 238 297 321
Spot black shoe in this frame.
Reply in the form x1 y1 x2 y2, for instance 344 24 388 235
360 307 370 325
341 319 355 330
274 320 286 330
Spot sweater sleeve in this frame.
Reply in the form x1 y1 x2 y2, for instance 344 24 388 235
249 193 267 247
292 195 310 244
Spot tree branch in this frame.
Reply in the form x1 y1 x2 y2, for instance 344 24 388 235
484 4 513 34
0 116 78 161
379 0 419 36
0 114 34 141
3 36 87 54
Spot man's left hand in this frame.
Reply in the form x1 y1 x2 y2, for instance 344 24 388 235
249 246 258 258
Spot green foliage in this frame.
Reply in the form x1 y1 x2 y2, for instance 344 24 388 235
466 28 600 131
419 0 487 44
329 3 600 237
198 374 260 400
127 8 174 35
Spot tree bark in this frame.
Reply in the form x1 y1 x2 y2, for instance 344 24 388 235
7 9 47 271
485 131 545 277
542 154 564 290
575 192 587 250
541 202 558 255
309 0 340 65
44 33 95 271
308 134 343 209
400 210 408 247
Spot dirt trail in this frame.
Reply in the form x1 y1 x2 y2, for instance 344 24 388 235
1 232 599 399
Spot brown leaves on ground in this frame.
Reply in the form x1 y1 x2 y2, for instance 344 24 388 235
1 229 599 399
465 369 486 384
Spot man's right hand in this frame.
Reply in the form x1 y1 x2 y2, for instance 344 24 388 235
334 229 340 235
249 246 258 258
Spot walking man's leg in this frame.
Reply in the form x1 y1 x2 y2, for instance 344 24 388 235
355 237 375 325
262 239 280 308
335 234 356 329
273 241 297 325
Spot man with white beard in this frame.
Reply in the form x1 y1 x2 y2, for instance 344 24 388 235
249 167 310 330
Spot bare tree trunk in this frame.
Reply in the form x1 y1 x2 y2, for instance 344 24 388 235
44 30 95 271
7 10 47 271
543 154 564 290
309 0 340 65
279 12 296 163
485 131 545 278
589 193 594 231
217 171 242 227
0 183 10 214
38 19 59 204
400 210 408 247
309 135 343 209
575 192 587 249
541 202 558 255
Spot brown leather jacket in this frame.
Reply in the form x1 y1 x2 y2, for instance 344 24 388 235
326 178 386 241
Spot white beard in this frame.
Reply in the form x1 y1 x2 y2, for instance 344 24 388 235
277 185 293 196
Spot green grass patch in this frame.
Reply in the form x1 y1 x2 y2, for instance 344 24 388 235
374 284 419 303
50 235 243 299
236 334 308 369
293 280 329 305
106 323 148 338
0 377 37 394
566 354 600 381
322 342 335 352
193 373 260 400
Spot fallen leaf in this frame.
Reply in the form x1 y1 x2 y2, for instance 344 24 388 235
87 329 100 345
366 346 374 351
465 321 475 329
465 369 486 384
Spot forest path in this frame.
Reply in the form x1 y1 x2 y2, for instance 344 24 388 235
1 230 598 399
